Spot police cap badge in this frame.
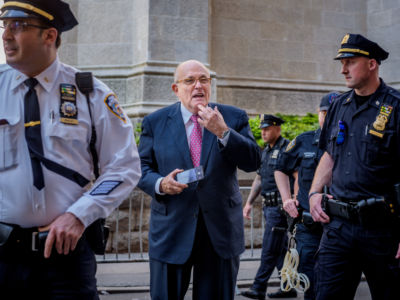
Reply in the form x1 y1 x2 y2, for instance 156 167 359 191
0 0 78 32
334 33 389 64
259 114 284 129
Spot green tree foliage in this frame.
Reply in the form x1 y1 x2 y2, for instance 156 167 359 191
136 114 319 148
134 122 142 146
249 113 319 147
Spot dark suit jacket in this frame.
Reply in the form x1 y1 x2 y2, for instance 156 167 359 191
138 102 261 264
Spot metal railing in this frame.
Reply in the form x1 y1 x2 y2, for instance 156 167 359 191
96 186 265 263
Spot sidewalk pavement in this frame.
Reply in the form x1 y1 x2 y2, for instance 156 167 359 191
96 249 277 293
95 249 370 300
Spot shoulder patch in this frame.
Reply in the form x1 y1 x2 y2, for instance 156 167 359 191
285 138 296 152
104 93 126 123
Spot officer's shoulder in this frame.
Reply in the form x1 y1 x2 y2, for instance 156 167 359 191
0 64 13 78
296 130 315 141
285 132 307 152
387 87 400 102
0 65 17 83
0 64 11 74
60 63 110 92
334 90 351 103
325 90 351 112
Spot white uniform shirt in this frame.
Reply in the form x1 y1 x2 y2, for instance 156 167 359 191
0 58 141 228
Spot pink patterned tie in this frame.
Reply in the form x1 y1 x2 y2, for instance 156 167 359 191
190 115 202 167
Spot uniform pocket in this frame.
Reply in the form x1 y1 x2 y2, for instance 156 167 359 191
0 119 20 170
47 122 88 142
299 157 317 183
361 129 393 165
267 226 287 254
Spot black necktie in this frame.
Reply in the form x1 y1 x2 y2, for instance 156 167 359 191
24 78 45 190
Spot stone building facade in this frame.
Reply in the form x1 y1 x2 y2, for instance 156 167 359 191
61 0 400 118
57 0 400 252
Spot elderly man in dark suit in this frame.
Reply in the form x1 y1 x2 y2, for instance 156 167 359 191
138 59 261 300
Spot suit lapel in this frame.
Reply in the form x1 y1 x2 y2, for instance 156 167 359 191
200 103 219 171
200 128 215 171
167 103 193 168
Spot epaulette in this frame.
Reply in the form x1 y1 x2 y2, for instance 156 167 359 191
337 89 352 99
388 88 400 101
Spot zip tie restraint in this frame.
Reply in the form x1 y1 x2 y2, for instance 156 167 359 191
279 225 310 293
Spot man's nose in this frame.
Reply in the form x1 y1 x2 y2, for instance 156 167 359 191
2 25 14 41
341 64 347 74
194 79 202 88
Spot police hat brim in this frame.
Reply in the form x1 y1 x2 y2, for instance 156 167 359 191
0 9 39 20
334 52 368 60
260 123 272 129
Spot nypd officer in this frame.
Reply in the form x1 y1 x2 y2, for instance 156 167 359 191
241 115 297 299
0 0 141 299
274 92 339 300
309 33 400 299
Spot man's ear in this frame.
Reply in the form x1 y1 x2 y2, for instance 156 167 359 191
369 58 378 71
172 83 178 95
42 27 58 46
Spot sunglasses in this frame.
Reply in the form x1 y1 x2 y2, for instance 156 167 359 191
336 120 346 145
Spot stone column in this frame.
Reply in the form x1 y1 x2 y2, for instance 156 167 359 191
367 0 400 88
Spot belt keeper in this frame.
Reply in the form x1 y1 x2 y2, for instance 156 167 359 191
31 232 39 251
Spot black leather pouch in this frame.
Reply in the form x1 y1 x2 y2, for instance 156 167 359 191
0 223 15 247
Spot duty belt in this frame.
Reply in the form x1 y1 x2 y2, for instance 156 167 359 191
0 222 45 253
262 192 282 207
323 197 390 226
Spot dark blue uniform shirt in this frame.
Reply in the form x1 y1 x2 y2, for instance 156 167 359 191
258 136 290 195
319 79 400 201
276 129 323 211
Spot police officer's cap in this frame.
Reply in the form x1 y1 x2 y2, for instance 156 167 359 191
259 114 284 129
334 33 389 64
0 0 78 32
320 91 340 111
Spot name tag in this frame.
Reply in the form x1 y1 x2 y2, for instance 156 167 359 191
304 152 316 158
271 150 280 159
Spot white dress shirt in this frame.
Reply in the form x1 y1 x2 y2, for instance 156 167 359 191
0 58 141 228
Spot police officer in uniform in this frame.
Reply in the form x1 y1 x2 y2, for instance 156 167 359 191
241 115 297 299
274 92 339 300
309 33 400 299
0 0 141 298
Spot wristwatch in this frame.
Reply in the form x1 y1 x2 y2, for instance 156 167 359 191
220 129 230 139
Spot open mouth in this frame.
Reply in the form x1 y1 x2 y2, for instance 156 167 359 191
192 93 204 99
4 45 17 55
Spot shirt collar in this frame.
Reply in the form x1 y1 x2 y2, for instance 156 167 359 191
180 102 194 124
343 78 387 109
267 135 283 151
313 128 321 145
10 56 60 92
